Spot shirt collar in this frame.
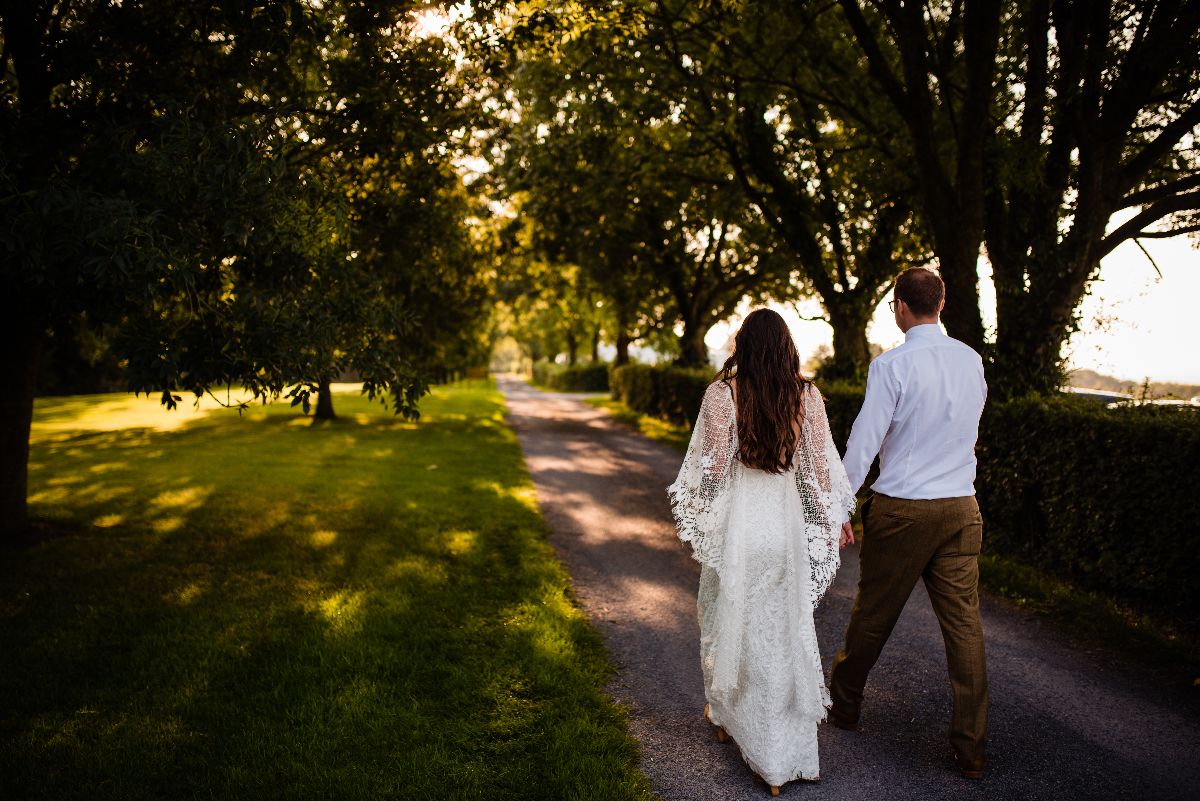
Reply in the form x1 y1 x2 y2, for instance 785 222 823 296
904 322 944 342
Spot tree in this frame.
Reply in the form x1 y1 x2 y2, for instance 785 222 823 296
0 1 487 537
836 0 1200 395
293 3 492 416
638 1 935 377
2 0 325 537
491 237 601 368
473 1 932 377
484 5 801 367
985 0 1200 394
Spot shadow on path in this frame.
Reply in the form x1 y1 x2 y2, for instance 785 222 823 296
499 376 1199 801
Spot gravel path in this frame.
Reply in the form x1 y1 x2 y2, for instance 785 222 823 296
498 377 1200 801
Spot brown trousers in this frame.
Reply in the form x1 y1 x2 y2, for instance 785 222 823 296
829 493 989 762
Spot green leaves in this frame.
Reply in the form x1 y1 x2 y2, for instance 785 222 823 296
3 0 489 419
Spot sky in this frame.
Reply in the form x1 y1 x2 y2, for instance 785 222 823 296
707 227 1200 386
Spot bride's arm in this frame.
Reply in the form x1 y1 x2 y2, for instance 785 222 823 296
796 383 857 603
800 384 834 494
696 382 736 499
667 381 737 571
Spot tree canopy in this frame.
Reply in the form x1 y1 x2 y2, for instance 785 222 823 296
3 0 1198 540
471 0 1198 392
1 0 490 537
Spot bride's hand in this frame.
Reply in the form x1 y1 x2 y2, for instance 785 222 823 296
839 521 855 549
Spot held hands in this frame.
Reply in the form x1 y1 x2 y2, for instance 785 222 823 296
839 521 856 549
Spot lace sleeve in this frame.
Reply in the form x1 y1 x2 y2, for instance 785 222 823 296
795 384 857 605
667 380 737 574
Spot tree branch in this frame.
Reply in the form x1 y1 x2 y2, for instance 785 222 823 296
1133 225 1200 239
1099 190 1200 257
837 1 911 124
1118 101 1200 195
1132 238 1162 280
1121 173 1200 209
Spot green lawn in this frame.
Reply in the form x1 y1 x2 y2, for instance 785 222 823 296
1 382 655 801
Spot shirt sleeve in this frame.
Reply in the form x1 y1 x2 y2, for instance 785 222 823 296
842 357 901 495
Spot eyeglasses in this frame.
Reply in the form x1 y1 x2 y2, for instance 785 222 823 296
888 299 898 312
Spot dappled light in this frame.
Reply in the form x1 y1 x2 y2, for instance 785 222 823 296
4 382 652 800
313 590 368 636
150 517 186 534
309 530 338 548
387 557 448 584
150 487 211 511
501 591 585 663
167 581 207 606
445 530 478 556
33 393 228 435
469 478 542 514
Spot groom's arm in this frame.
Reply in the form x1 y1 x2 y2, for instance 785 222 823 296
842 358 900 494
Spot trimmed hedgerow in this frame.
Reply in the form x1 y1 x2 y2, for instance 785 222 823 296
610 363 1200 622
609 366 865 442
609 364 711 426
531 362 611 392
811 380 868 449
976 396 1200 621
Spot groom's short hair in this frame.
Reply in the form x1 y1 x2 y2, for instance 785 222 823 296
895 268 945 317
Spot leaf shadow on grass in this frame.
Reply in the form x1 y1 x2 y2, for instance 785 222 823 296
3 389 654 801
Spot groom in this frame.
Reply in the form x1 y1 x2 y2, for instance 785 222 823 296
829 267 989 779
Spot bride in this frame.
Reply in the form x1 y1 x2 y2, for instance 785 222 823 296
668 309 856 795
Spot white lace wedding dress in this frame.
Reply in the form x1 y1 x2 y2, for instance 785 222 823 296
667 379 855 785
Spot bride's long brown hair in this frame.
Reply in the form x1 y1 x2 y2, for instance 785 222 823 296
716 309 809 474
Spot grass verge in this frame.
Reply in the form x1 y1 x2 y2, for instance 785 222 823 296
1 381 655 801
582 398 692 453
587 394 1200 687
977 553 1200 685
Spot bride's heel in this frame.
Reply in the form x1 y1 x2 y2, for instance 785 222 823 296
703 704 730 743
769 787 780 797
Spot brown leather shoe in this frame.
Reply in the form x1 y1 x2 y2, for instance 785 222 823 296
955 754 987 779
828 703 859 731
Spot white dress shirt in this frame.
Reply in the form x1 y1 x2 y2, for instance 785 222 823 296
842 323 987 499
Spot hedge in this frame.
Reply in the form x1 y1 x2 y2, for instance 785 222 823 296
609 364 867 439
609 363 711 426
611 363 1200 621
531 362 610 392
975 397 1200 621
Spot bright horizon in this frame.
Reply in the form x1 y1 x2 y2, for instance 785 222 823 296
707 227 1200 386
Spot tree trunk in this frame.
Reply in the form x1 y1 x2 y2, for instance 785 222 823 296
1 317 45 541
824 303 873 381
615 332 631 366
565 331 578 366
990 250 1093 399
937 241 987 354
591 327 601 363
313 380 336 420
992 305 1069 398
676 321 709 368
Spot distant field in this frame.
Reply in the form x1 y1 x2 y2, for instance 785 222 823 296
1066 368 1200 399
1 382 653 801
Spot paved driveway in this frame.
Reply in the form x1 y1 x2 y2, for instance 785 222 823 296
499 377 1199 801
